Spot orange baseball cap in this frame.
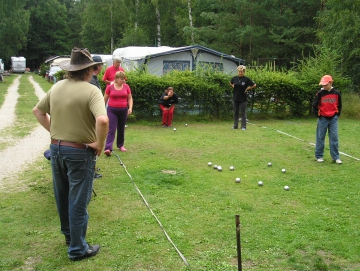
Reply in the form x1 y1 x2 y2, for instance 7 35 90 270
319 75 333 85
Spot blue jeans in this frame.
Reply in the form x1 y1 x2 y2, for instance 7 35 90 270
50 143 96 259
315 115 340 160
233 101 247 129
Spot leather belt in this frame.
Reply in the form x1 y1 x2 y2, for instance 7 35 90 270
51 139 88 149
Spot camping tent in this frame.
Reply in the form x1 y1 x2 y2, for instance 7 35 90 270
45 54 113 67
112 45 245 76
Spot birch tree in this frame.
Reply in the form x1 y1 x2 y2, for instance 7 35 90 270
188 0 194 43
151 0 162 46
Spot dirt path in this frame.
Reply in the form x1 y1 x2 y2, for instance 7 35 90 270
0 75 50 192
0 76 20 130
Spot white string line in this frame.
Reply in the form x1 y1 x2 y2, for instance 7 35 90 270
337 152 360 160
275 130 306 142
275 129 360 161
249 121 360 161
112 152 191 269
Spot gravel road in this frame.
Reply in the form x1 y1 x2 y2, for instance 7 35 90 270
0 75 50 191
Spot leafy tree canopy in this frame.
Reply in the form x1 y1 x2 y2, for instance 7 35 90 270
0 0 30 65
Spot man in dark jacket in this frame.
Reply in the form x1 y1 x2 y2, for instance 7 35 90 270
90 55 105 178
90 55 104 91
312 75 342 164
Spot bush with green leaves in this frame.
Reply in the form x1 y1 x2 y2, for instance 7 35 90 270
296 47 352 96
54 69 66 82
246 69 311 117
39 63 49 77
125 68 319 119
126 69 233 119
51 59 352 119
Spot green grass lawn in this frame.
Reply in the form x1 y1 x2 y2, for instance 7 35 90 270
1 74 359 270
1 117 360 270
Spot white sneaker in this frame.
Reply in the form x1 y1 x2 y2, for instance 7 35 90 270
317 158 324 163
335 159 342 164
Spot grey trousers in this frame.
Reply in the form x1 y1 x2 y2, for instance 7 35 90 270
233 101 247 129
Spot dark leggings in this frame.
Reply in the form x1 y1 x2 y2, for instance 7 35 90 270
105 106 128 151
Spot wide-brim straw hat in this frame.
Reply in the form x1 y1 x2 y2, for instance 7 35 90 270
59 47 103 71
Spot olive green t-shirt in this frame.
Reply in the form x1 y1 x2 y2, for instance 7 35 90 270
36 79 107 143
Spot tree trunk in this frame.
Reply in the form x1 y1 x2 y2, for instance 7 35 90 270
188 0 194 44
135 0 139 29
156 6 161 46
110 0 114 53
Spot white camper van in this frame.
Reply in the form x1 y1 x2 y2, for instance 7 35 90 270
11 56 26 73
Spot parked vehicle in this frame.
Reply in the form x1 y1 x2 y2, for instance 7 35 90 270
48 65 63 83
11 56 26 73
44 56 70 82
50 57 70 66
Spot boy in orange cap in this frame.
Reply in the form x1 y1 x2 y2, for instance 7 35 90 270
312 75 342 164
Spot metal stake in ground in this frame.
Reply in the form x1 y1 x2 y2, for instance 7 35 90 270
235 215 242 271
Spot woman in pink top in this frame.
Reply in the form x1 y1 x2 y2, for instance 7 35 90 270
104 71 133 155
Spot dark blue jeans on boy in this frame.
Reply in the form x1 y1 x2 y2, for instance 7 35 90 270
315 115 340 160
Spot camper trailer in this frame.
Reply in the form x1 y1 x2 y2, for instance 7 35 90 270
112 45 245 76
11 56 26 73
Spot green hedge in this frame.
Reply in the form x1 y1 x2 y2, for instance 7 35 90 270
53 68 352 119
125 70 233 119
125 69 351 119
246 70 311 117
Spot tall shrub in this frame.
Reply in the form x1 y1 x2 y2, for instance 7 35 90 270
246 68 309 117
126 69 232 119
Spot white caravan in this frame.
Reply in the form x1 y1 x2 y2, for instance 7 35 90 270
11 56 26 73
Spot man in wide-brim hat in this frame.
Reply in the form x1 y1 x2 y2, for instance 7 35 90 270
59 47 103 71
33 47 109 261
